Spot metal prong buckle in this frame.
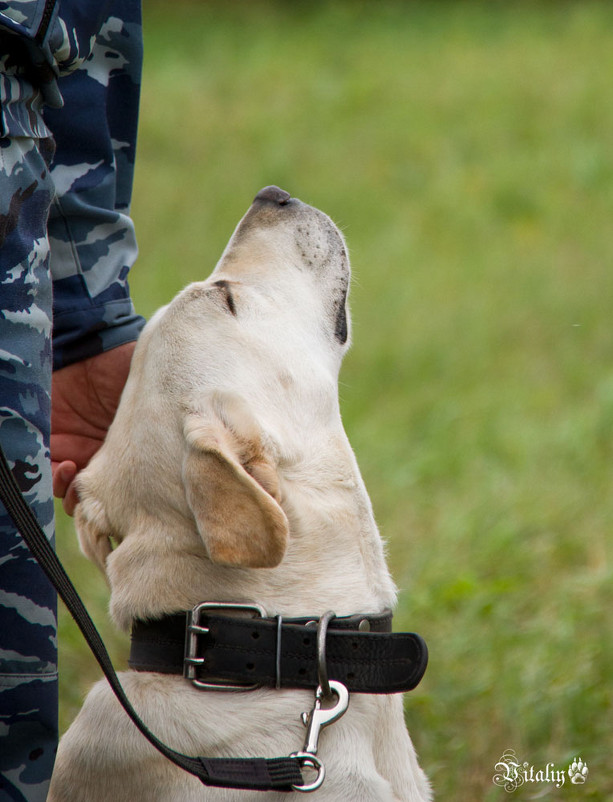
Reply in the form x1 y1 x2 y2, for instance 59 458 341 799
184 601 266 691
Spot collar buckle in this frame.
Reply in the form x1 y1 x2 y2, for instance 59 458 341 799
184 601 266 691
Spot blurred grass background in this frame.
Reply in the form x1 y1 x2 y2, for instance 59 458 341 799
55 1 612 799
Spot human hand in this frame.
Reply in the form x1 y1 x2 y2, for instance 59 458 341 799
51 342 136 515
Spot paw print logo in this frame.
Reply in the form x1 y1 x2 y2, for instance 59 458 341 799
568 757 589 784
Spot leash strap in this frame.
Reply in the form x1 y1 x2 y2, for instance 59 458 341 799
0 445 304 791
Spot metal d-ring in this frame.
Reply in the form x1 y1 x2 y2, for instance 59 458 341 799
316 610 336 699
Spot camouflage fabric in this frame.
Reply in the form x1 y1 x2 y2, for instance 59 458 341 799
0 2 144 799
0 0 132 110
45 0 144 368
0 3 145 369
0 1 63 112
0 136 57 802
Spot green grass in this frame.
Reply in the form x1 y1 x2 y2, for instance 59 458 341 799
55 2 613 798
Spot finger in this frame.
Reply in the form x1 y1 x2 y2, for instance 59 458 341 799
52 461 77 500
62 480 80 517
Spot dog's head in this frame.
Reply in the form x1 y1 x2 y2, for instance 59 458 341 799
76 187 352 575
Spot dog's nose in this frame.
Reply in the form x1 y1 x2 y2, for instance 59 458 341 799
254 186 291 205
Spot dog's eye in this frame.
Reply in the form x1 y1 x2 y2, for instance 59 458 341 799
212 280 237 316
334 291 348 344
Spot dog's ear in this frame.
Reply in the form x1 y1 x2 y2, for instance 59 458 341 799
74 491 114 576
182 393 289 568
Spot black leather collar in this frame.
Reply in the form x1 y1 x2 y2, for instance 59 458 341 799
129 606 428 694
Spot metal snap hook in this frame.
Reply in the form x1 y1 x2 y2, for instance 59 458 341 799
290 680 349 793
290 679 349 793
288 613 349 793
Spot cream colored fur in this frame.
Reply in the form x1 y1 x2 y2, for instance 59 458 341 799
48 191 431 801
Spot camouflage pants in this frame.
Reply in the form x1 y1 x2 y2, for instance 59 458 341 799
0 3 143 798
0 137 57 802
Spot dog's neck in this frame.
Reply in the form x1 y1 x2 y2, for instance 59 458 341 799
105 431 397 631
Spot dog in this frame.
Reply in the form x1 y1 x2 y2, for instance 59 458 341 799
48 187 432 801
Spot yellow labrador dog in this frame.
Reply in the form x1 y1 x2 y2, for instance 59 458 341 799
49 187 431 801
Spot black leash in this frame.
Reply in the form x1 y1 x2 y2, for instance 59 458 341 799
0 444 304 792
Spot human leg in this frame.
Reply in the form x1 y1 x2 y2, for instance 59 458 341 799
0 136 57 802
